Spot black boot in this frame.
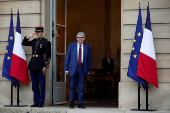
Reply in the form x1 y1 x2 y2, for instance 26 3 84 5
70 101 74 108
78 103 86 108
38 104 44 107
30 104 38 107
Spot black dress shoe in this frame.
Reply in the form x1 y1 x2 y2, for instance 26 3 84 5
38 104 44 107
70 103 74 108
30 104 38 107
78 104 86 108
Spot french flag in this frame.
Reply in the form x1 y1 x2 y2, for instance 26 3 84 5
137 6 158 88
10 11 29 85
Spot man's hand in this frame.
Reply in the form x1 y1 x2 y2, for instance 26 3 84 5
65 71 69 75
42 67 47 75
27 32 36 39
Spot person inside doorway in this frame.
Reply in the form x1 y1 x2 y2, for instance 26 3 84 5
102 50 115 74
102 50 115 98
64 32 91 108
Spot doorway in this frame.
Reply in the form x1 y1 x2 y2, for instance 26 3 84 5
50 0 121 107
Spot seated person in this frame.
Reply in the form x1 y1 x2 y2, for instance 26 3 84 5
102 50 115 74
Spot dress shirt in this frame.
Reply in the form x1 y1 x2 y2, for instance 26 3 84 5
107 58 110 64
77 42 83 63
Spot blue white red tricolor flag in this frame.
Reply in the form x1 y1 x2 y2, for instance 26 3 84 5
137 6 158 88
10 11 29 85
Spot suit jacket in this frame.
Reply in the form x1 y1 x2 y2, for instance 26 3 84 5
102 57 114 74
64 42 91 77
22 36 51 71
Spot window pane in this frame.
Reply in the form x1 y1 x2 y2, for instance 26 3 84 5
56 0 65 25
56 55 65 82
56 26 65 53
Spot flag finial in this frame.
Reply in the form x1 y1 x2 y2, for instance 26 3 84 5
139 2 141 7
11 8 12 13
148 1 149 6
18 8 19 12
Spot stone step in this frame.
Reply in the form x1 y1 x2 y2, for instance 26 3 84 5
0 106 170 113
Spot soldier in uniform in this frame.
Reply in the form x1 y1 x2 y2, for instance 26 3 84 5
22 27 51 107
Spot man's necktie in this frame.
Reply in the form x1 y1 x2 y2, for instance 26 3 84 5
78 45 82 66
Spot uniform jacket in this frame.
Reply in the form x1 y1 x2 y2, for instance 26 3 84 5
64 42 91 77
22 36 51 71
102 57 115 74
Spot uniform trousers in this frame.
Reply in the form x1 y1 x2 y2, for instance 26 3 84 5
69 64 85 104
30 70 45 105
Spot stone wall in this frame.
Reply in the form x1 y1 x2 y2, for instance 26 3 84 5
0 0 50 105
120 0 170 110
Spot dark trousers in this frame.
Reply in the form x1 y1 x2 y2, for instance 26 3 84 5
69 65 85 104
30 70 45 105
103 80 112 98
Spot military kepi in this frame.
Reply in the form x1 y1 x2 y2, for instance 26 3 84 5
35 27 44 32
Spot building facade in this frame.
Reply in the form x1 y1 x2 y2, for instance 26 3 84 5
0 0 169 110
120 0 170 110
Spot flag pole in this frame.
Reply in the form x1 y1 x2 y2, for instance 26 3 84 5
146 82 148 110
14 7 20 106
145 3 148 110
137 2 141 110
131 83 141 111
131 2 142 111
145 1 155 111
3 8 14 107
137 3 141 110
144 2 156 111
15 8 28 107
17 80 20 105
138 83 141 110
145 82 157 111
16 8 19 106
10 8 13 106
11 81 14 106
4 81 28 107
138 4 141 110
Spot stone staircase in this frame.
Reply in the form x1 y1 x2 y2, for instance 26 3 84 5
0 106 170 113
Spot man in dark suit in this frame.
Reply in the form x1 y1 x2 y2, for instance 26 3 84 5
22 27 51 107
102 50 115 74
102 50 114 98
64 32 91 108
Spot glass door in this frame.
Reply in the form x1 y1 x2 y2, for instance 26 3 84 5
50 0 67 105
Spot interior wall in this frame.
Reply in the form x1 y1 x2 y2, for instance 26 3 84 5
67 0 104 70
111 0 121 75
67 0 121 74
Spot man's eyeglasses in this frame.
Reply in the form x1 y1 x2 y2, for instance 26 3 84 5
77 37 84 38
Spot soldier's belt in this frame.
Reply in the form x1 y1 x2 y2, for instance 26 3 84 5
32 54 44 58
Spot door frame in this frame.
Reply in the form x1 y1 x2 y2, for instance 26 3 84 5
49 0 67 105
